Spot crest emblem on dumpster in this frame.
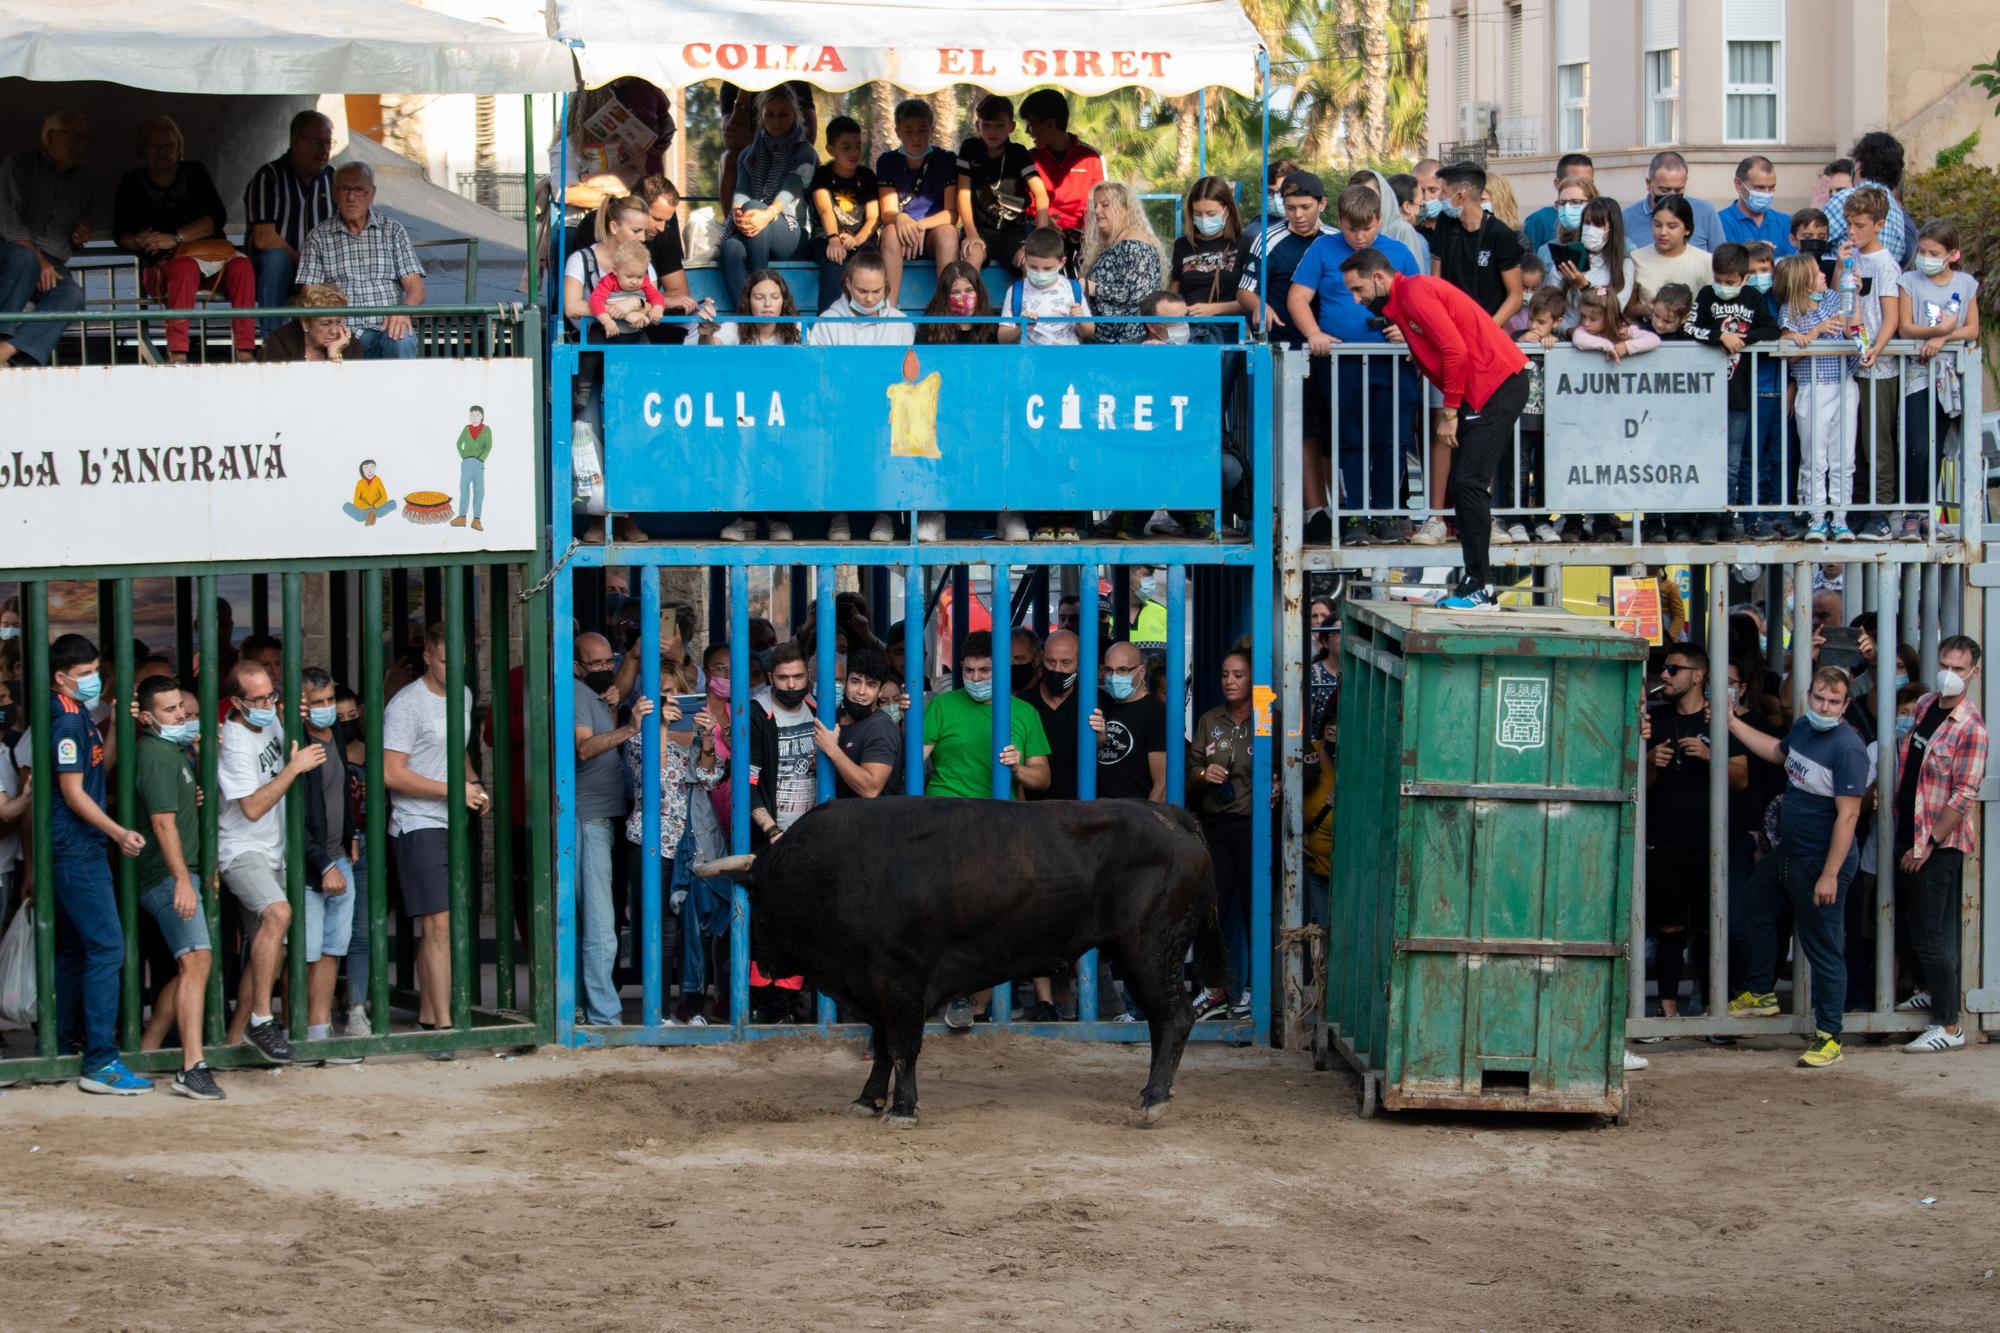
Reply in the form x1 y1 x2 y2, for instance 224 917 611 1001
1495 676 1549 753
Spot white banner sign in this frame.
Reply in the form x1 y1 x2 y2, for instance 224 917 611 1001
0 360 536 569
1543 345 1728 512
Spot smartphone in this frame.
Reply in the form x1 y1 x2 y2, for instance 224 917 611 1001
1818 625 1865 672
1549 242 1587 274
673 693 706 719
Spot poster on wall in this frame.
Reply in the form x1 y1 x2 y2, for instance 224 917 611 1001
0 360 536 570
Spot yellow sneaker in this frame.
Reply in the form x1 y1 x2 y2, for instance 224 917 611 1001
1798 1031 1843 1068
1729 991 1780 1018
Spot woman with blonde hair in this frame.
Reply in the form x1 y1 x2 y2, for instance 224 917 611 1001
1482 173 1524 235
260 283 351 363
1080 181 1162 345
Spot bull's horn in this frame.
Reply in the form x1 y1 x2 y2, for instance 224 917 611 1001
693 854 756 880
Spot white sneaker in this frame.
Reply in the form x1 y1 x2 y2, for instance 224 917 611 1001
1505 522 1530 544
1409 516 1448 546
1903 1024 1965 1053
765 518 793 541
1894 990 1932 1012
1623 1050 1649 1071
719 517 755 542
1533 520 1563 543
345 1004 372 1038
868 514 895 543
827 514 852 541
1143 508 1186 537
1490 520 1514 546
997 511 1029 541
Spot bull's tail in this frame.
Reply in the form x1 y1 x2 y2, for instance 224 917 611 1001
1193 890 1227 996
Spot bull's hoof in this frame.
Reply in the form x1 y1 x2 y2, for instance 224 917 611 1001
882 1112 919 1129
847 1099 883 1118
1137 1098 1173 1127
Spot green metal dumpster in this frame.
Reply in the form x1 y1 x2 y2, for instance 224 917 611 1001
1320 602 1645 1120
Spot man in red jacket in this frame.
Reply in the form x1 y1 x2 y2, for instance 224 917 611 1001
1340 247 1531 609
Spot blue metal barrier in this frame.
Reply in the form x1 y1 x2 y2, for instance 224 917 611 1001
549 338 1275 1047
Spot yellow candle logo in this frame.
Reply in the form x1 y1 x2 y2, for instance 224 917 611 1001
886 348 942 459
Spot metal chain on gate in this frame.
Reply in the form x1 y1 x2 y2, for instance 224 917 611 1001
517 536 583 603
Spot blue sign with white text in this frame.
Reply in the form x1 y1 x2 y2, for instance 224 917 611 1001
600 346 1224 513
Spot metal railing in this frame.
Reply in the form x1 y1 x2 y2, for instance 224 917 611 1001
456 171 530 221
2 302 530 368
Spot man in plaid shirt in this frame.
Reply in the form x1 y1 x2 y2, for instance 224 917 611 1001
1893 635 1987 1052
296 162 424 359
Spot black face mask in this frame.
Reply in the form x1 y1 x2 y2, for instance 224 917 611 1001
1051 670 1078 694
582 669 616 694
1797 236 1827 258
1012 663 1040 695
772 685 809 711
843 697 874 721
1363 289 1391 316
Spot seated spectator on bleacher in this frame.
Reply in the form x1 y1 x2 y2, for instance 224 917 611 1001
999 227 1092 344
242 110 335 334
0 109 93 369
568 174 697 316
296 163 424 360
715 81 817 216
260 282 352 364
564 195 656 342
807 251 909 543
587 239 666 344
1081 182 1163 345
1020 89 1103 274
1621 151 1724 255
1169 176 1245 343
919 260 997 345
1628 195 1713 314
691 268 802 348
956 95 1041 277
720 87 817 309
808 117 879 314
877 99 959 309
114 115 256 364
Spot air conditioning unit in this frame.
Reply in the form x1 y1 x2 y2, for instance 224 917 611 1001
1459 101 1498 143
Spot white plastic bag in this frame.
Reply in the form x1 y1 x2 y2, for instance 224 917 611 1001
571 420 607 517
0 903 35 1028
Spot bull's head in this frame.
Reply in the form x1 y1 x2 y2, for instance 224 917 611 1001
692 853 757 885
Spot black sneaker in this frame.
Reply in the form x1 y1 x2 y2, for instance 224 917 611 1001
1025 1001 1062 1023
1370 516 1405 544
1337 516 1369 545
1304 511 1334 543
1694 518 1721 543
1190 991 1232 1022
170 1061 226 1101
242 1017 296 1065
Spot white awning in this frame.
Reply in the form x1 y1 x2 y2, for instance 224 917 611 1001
552 0 1265 98
0 0 578 95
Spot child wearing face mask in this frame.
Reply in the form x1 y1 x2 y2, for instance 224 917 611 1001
1895 218 1981 542
999 226 1092 345
1170 176 1245 343
1686 242 1783 540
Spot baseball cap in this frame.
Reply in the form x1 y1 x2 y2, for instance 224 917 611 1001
1281 171 1325 201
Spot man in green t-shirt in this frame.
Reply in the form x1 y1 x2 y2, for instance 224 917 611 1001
923 630 1052 799
133 674 223 1101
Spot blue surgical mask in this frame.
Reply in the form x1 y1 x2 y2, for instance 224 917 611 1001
1747 271 1773 293
71 671 102 705
1895 672 1910 691
1267 192 1284 216
1744 189 1775 214
1192 212 1226 238
308 704 338 729
0 625 17 641
881 703 903 725
1420 198 1447 220
1804 708 1841 732
1137 576 1158 603
1026 267 1061 289
1915 253 1948 276
1481 199 1493 214
244 705 277 728
1436 202 1461 221
848 297 884 316
157 720 199 746
1556 202 1584 230
1895 714 1916 737
1712 283 1742 300
965 677 994 703
1107 673 1137 701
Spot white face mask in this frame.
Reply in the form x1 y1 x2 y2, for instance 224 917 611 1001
1915 254 1948 276
1936 667 1968 697
1026 267 1061 289
1580 224 1609 254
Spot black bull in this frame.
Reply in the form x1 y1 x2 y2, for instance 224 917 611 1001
696 796 1222 1126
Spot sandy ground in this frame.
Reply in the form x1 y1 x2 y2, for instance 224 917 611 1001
2 1033 1997 1332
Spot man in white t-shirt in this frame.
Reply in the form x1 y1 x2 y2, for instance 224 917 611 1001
999 226 1093 345
382 622 487 1051
217 661 325 1064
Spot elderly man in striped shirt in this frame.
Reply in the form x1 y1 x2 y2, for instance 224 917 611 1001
243 110 337 334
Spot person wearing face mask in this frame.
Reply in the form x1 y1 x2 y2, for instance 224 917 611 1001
1889 637 1988 1053
1088 642 1166 804
746 644 820 848
816 647 903 802
1619 149 1725 256
1685 242 1783 542
1169 176 1246 343
1717 154 1794 257
296 668 363 1062
1337 247 1531 609
128 673 222 1100
572 632 651 1026
42 636 150 1094
1025 630 1083 802
216 659 321 1065
1128 566 1170 649
1520 152 1594 251
1727 666 1874 1067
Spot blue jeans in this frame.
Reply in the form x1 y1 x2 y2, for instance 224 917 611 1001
249 246 299 334
578 819 620 1025
459 458 486 520
0 244 85 366
305 856 356 962
355 326 417 360
1745 845 1855 1036
344 501 396 522
52 853 124 1069
1728 392 1786 512
720 222 805 310
679 873 732 1000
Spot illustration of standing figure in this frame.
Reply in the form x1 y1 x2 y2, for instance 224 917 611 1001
451 405 491 531
343 459 397 525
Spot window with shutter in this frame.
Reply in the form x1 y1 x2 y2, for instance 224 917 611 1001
1723 0 1783 141
1455 11 1471 113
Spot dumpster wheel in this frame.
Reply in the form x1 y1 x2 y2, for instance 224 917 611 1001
1358 1071 1379 1119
